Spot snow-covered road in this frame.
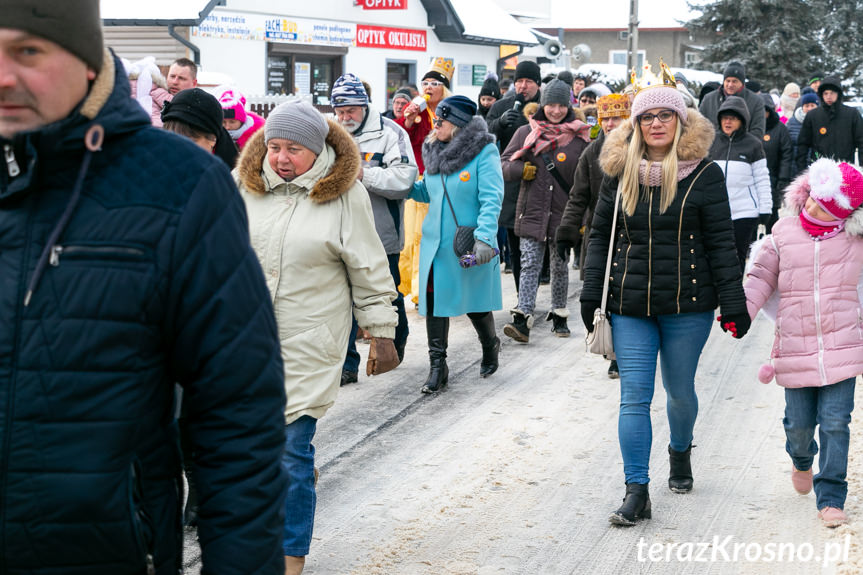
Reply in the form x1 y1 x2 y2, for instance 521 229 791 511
185 268 862 574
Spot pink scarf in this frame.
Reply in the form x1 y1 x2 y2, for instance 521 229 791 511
799 210 844 239
511 118 591 160
638 158 702 187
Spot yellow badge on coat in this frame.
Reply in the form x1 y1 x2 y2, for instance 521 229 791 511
557 152 567 162
820 127 828 135
459 171 471 182
763 134 771 142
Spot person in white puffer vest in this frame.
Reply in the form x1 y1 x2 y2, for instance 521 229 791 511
708 95 772 271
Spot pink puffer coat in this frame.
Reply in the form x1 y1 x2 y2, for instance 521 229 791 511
744 174 863 388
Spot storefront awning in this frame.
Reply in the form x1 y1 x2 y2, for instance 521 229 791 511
421 0 538 46
101 0 224 26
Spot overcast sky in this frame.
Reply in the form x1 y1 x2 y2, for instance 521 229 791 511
496 0 699 29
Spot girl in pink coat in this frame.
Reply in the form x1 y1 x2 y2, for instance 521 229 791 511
743 158 863 528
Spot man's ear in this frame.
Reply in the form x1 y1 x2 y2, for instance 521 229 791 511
87 68 97 81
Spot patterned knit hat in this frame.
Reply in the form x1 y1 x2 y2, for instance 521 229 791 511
808 158 863 221
597 94 631 119
217 88 248 124
631 86 688 127
331 73 369 108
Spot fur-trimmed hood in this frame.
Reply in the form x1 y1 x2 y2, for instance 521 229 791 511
422 116 496 175
598 108 715 178
236 118 360 203
783 165 863 237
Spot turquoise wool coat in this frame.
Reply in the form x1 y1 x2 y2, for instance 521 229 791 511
410 133 504 317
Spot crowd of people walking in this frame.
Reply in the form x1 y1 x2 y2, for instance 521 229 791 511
2 2 862 573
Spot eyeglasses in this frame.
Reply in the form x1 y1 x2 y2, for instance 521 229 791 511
432 117 444 127
638 110 676 126
421 80 444 88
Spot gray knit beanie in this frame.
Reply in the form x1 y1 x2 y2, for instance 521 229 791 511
265 100 329 155
2 0 104 72
541 79 572 107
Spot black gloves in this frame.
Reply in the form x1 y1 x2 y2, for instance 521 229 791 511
500 108 521 128
556 239 573 263
717 313 751 339
581 300 600 333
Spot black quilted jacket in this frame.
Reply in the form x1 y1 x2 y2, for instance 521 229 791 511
0 54 286 574
582 159 747 317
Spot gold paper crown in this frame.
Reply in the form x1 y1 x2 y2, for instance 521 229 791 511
597 93 631 119
428 57 455 82
630 59 676 94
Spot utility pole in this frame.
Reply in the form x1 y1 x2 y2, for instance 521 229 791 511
626 0 639 74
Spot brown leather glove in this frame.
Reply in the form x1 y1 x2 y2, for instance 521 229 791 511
522 161 537 181
366 337 399 376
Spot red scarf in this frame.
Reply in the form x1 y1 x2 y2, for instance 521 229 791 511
511 118 590 160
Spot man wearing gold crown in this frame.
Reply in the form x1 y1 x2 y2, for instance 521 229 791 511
699 61 766 139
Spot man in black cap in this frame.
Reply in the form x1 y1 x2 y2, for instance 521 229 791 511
796 75 863 169
0 1 287 573
699 60 766 138
486 60 542 291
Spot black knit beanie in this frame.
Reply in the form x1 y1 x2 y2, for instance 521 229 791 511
479 78 502 100
2 0 104 72
515 61 542 85
723 61 746 83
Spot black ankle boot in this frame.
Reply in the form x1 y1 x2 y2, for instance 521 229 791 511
503 310 531 343
668 444 693 493
421 316 449 393
545 310 571 337
609 483 651 526
469 312 500 378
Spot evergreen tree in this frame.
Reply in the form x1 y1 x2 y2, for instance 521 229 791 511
685 0 855 93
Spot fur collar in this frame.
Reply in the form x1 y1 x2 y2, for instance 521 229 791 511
784 169 863 237
599 108 715 178
80 49 115 121
422 116 495 175
237 118 360 204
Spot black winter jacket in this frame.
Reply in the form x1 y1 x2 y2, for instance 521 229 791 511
796 99 863 168
0 54 286 574
582 110 746 317
763 106 793 203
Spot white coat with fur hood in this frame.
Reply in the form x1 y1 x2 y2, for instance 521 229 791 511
235 121 398 424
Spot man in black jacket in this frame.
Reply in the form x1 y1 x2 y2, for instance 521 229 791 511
761 94 793 232
699 61 767 139
486 60 542 291
0 2 287 573
796 76 863 169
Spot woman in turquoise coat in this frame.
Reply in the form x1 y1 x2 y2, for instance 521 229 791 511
410 95 504 393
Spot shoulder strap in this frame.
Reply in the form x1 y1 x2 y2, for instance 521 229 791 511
440 173 460 227
540 151 571 192
600 183 622 314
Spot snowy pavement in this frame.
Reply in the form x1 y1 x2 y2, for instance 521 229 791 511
184 266 862 574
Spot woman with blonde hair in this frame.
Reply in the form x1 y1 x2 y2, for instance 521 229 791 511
580 62 748 526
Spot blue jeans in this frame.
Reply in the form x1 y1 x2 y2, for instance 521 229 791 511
784 377 856 510
344 253 408 373
611 312 714 485
282 415 317 556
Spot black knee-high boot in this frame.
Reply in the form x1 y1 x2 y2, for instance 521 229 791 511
469 312 500 378
421 316 449 393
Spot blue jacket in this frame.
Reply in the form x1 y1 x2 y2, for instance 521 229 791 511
0 54 286 574
410 117 503 317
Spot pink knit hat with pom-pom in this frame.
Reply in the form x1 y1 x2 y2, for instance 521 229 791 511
218 88 248 124
807 158 863 221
